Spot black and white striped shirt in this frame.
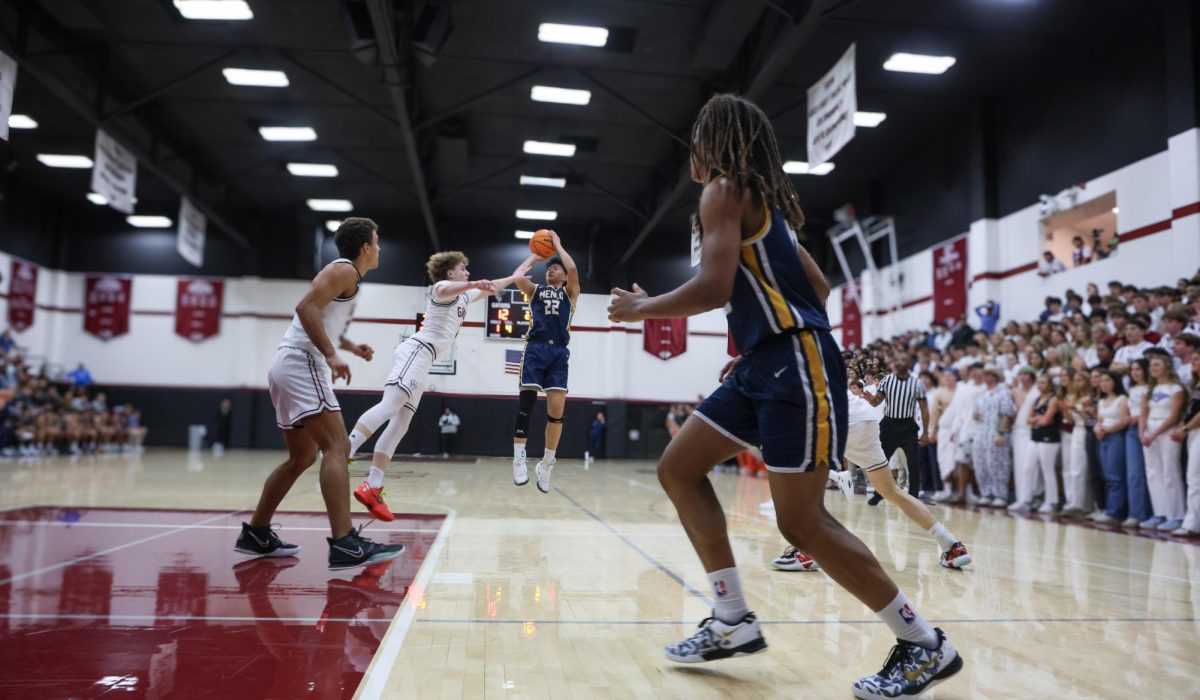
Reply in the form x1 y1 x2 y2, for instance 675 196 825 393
878 373 925 420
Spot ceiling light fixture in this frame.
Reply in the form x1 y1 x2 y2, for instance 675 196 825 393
173 0 253 20
126 215 173 228
8 114 37 129
538 23 608 47
530 85 592 106
515 230 536 239
259 126 317 142
523 140 576 157
520 175 567 188
287 162 339 177
516 209 557 221
307 198 353 212
223 67 289 87
853 111 887 127
87 193 107 205
883 52 956 75
36 154 94 168
783 160 835 176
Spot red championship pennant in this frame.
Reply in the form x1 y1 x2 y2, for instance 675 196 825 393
932 237 968 326
7 259 37 332
83 275 132 340
175 278 223 342
643 318 688 360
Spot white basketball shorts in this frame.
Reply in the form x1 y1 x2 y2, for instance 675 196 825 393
268 346 340 430
385 337 434 403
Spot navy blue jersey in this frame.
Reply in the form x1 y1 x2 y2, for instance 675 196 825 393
525 284 573 345
727 205 831 354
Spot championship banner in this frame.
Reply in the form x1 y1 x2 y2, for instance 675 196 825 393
806 43 856 167
84 275 132 341
177 197 206 268
932 237 968 326
175 278 223 342
841 279 862 350
727 330 739 358
92 130 137 214
643 318 687 360
0 49 17 141
7 259 37 332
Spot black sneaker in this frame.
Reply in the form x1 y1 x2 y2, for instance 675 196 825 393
852 627 963 699
867 492 883 506
327 527 406 571
234 522 301 557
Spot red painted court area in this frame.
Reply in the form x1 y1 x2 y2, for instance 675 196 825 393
0 507 442 699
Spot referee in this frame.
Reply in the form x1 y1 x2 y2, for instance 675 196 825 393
865 353 930 502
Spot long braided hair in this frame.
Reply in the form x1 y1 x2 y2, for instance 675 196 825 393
690 93 806 236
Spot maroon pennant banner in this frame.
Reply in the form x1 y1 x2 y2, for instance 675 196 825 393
175 278 223 342
841 278 862 349
83 275 132 341
7 259 37 332
932 237 968 326
643 318 688 360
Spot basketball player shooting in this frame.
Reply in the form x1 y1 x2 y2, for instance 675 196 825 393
512 230 579 493
346 252 536 521
234 217 405 571
606 95 962 699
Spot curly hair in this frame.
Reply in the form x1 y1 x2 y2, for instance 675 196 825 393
426 251 468 283
690 93 806 235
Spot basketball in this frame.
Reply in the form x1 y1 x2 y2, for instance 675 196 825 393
530 229 556 258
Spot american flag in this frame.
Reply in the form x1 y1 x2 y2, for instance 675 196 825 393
504 348 523 374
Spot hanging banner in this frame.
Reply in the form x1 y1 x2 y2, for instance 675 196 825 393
806 43 857 167
177 197 206 268
841 279 862 350
727 330 739 358
175 278 223 342
7 259 37 332
932 237 968 326
84 275 132 341
92 130 137 214
643 318 687 360
0 50 17 141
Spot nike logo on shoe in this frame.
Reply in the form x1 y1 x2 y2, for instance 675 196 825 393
332 545 364 557
249 531 271 548
903 656 938 682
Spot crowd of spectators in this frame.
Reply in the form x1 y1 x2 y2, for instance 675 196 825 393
0 333 146 458
840 271 1200 538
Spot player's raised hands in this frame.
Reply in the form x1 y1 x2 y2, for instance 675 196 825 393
608 283 648 322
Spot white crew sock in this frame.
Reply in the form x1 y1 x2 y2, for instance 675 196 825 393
707 566 750 624
348 429 368 456
367 465 385 489
543 448 556 465
876 590 937 648
514 443 526 460
928 522 957 551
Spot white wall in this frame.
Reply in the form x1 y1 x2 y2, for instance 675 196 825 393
0 249 730 402
833 128 1200 342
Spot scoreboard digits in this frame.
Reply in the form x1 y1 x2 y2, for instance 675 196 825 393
486 288 532 339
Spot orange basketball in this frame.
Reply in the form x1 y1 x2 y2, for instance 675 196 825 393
530 229 556 258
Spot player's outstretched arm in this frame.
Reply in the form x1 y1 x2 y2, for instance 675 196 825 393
296 263 359 382
433 279 494 300
549 232 581 301
607 178 744 322
484 255 538 303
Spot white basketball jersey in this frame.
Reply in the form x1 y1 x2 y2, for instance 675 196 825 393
412 282 480 355
280 259 360 355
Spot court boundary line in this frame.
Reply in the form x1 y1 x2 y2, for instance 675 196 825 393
555 486 712 604
0 612 365 624
409 615 1200 625
0 509 241 587
354 503 456 700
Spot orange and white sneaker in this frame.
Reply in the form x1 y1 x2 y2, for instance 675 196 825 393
771 546 821 572
354 481 395 522
939 542 972 569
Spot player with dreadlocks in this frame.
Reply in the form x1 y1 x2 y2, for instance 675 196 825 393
608 93 963 699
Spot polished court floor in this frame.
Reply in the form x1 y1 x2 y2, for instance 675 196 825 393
1 450 1197 699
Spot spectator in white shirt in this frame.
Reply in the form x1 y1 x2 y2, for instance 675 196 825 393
1112 319 1153 375
1172 333 1198 387
1070 236 1093 267
438 408 461 457
1157 308 1187 353
1037 251 1066 277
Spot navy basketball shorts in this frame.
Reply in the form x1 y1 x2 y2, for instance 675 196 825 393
520 341 570 392
693 330 848 472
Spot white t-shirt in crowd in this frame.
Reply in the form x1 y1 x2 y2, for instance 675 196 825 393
1097 395 1127 431
1145 383 1183 422
1113 341 1152 367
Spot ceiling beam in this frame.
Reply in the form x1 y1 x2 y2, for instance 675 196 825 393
414 66 542 131
364 0 439 251
618 0 839 266
102 48 240 123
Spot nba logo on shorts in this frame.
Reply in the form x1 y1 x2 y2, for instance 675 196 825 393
899 604 915 624
713 580 728 597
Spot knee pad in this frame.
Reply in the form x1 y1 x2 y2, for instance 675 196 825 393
547 415 564 424
514 390 537 438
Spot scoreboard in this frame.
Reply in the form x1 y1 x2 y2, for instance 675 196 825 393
486 288 532 339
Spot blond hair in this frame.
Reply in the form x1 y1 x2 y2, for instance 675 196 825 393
426 251 468 283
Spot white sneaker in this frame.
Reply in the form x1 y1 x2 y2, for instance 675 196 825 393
664 612 768 663
512 457 528 486
1007 501 1030 512
990 497 1007 508
831 470 854 499
535 460 555 493
1037 503 1058 515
